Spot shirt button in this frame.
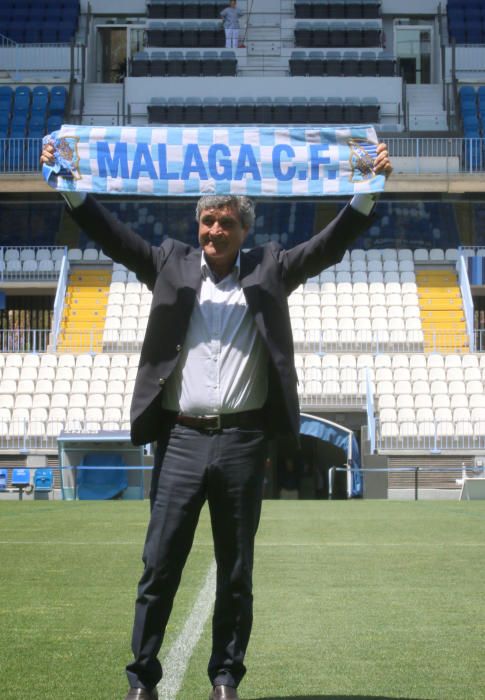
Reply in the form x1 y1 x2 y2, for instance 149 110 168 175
176 344 182 352
159 378 165 386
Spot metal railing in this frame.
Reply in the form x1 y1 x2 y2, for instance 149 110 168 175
51 253 70 351
0 327 480 354
0 420 131 451
299 393 366 410
376 421 485 452
328 465 485 500
0 138 43 173
293 328 477 354
1 136 484 175
384 137 485 173
457 253 475 352
0 42 82 76
0 329 52 353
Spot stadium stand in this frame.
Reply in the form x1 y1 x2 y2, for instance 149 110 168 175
2 0 485 502
0 0 80 44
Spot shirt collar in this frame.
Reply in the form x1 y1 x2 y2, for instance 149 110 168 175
201 251 241 281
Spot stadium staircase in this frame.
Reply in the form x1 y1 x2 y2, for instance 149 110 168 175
57 268 111 352
416 268 468 353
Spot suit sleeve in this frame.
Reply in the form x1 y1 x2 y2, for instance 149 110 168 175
278 202 374 294
66 194 165 290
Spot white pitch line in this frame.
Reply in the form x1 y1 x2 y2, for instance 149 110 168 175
158 559 216 700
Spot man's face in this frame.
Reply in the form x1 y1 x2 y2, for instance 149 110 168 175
198 205 248 270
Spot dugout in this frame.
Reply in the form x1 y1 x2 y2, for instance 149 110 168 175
57 431 145 500
270 414 362 499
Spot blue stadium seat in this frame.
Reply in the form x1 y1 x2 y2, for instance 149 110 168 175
13 86 30 114
329 0 346 19
219 96 238 122
342 50 360 75
34 468 53 491
312 0 329 17
327 96 344 122
77 453 127 500
46 115 62 132
0 468 7 491
11 115 27 137
166 50 184 76
289 51 307 76
132 51 150 77
273 97 291 124
220 50 237 76
325 50 342 76
308 50 324 76
183 0 199 19
22 27 40 43
308 96 326 122
184 96 203 123
147 0 166 18
238 98 255 123
202 96 220 122
166 97 184 123
49 86 67 115
254 97 273 123
361 96 380 122
0 86 12 112
291 97 308 122
0 113 9 130
361 50 377 76
150 50 166 76
201 50 219 75
295 0 312 18
344 96 361 122
40 28 59 43
185 50 202 76
32 86 49 113
147 97 167 123
11 468 30 488
182 21 199 47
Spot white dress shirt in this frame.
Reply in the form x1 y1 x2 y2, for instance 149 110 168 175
161 253 269 415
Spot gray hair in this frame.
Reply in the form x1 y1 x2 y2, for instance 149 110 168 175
195 195 255 230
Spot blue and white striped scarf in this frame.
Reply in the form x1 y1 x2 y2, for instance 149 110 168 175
42 124 385 197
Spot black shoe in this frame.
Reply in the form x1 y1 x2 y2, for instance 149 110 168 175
209 685 239 700
124 688 158 699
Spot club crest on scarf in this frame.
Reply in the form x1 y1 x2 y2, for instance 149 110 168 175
55 136 81 180
347 138 377 183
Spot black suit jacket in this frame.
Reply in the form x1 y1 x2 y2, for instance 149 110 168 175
69 196 374 445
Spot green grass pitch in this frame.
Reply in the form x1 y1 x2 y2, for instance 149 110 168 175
1 500 484 700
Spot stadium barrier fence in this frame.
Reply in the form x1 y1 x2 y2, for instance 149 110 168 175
0 329 52 353
375 421 485 452
457 252 475 351
328 465 485 500
1 137 485 174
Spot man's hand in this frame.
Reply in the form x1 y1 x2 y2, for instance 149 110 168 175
374 142 392 178
40 143 55 166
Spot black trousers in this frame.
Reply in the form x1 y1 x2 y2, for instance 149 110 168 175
126 423 267 691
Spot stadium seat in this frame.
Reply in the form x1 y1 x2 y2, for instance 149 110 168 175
34 468 53 491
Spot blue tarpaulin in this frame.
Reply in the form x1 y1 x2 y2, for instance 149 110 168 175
300 413 362 497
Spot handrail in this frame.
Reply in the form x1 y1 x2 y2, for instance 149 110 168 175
51 249 69 351
328 465 483 500
365 367 376 453
457 252 475 352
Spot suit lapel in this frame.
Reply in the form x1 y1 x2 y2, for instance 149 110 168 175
240 250 267 340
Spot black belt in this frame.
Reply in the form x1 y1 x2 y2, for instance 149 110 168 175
173 409 264 432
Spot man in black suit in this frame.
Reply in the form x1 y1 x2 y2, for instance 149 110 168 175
42 143 391 700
